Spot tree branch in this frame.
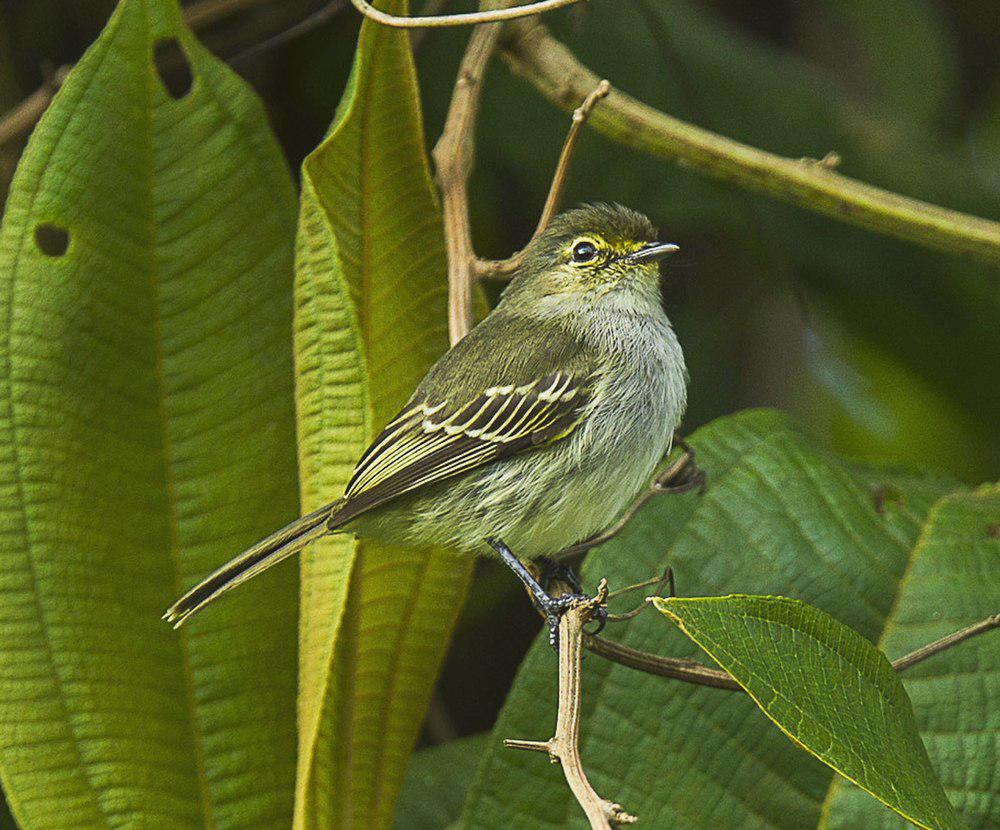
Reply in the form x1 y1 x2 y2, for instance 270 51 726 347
586 611 1000 691
0 66 71 148
433 29 611 339
498 17 1000 265
505 583 638 829
348 0 582 28
480 78 610 279
431 22 504 344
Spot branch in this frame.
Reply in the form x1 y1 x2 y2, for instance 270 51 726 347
586 611 1000 692
348 0 582 28
431 22 504 344
498 17 1000 265
505 584 638 829
228 1 349 66
480 79 610 279
434 29 611 340
0 66 70 148
182 0 273 29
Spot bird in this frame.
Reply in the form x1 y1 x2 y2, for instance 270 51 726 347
164 203 688 637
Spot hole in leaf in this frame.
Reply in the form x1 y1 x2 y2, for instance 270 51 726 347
153 38 193 99
34 223 69 257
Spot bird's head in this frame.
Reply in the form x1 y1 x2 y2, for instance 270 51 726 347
500 203 678 313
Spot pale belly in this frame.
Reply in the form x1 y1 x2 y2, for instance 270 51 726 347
351 336 686 559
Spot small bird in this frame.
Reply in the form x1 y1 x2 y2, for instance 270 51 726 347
164 204 688 635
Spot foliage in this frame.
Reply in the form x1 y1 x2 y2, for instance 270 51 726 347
654 595 961 830
0 0 300 826
0 1 996 829
456 412 998 828
393 734 489 830
293 0 471 826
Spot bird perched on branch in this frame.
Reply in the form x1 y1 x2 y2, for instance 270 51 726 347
165 203 688 640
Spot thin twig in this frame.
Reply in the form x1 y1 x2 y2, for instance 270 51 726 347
0 66 70 147
499 17 1000 265
228 1 348 66
480 78 611 279
605 566 673 622
585 612 1000 691
182 0 274 29
348 0 582 28
586 632 741 689
890 613 1000 673
505 582 638 828
432 6 611 340
432 22 505 344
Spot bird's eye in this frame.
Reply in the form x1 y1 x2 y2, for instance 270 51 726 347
571 240 598 263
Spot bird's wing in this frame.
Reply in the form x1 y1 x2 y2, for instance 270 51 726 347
329 370 593 529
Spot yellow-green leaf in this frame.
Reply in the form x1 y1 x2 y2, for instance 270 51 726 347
293 2 473 827
655 595 964 830
0 1 300 827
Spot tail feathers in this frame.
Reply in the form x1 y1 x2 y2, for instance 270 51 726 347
163 500 338 628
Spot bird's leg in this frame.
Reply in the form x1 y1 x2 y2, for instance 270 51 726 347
654 436 707 495
533 555 583 595
487 538 607 649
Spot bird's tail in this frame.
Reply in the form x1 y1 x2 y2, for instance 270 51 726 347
163 500 340 628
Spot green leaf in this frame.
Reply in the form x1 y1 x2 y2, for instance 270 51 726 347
393 735 490 830
293 2 472 827
0 1 299 828
459 410 997 829
821 486 1000 828
654 595 962 830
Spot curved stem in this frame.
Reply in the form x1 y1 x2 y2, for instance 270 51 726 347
349 0 582 28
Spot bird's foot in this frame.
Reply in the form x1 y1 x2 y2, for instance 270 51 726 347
533 555 583 595
488 538 607 649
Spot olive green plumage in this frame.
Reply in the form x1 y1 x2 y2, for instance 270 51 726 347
165 204 688 627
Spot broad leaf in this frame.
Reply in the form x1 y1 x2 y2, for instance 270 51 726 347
654 595 962 830
0 1 300 827
822 486 1000 828
393 735 490 830
293 2 472 827
458 410 996 828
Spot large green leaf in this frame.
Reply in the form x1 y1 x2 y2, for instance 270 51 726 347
654 595 962 830
292 2 472 827
393 734 490 830
459 410 997 828
821 486 1000 829
0 1 300 827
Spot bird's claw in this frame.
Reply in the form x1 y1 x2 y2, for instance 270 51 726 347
539 592 608 649
534 555 584 595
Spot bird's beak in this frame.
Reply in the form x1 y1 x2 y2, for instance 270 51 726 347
627 242 680 265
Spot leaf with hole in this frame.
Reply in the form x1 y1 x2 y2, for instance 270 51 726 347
0 1 299 826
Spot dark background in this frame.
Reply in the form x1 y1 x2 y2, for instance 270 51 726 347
1 0 997 743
